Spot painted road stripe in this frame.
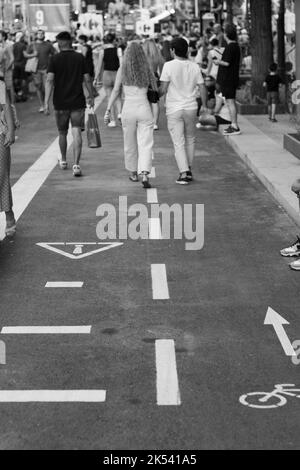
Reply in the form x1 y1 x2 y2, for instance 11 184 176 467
149 218 162 240
147 188 158 203
151 264 169 299
149 167 156 178
0 390 106 402
0 96 103 240
45 282 83 288
1 326 91 334
155 339 181 406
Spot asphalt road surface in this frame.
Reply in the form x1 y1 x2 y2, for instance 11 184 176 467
0 95 300 450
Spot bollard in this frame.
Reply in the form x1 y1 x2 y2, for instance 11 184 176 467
0 340 6 365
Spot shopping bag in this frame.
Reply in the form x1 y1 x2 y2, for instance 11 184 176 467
25 57 38 73
87 109 101 148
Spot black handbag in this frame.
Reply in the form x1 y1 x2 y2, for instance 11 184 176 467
147 86 159 104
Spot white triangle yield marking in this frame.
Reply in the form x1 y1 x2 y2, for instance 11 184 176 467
36 242 123 259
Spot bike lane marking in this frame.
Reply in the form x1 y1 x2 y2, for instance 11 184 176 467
147 188 158 203
155 339 181 406
151 264 169 299
149 218 162 240
45 282 83 288
1 326 91 334
149 167 156 178
0 390 106 402
0 96 103 240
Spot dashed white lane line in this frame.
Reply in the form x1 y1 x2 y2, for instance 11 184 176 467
147 188 158 203
45 282 83 288
155 339 181 406
149 167 156 178
1 326 91 334
0 390 106 402
0 96 103 240
151 264 169 299
149 218 162 240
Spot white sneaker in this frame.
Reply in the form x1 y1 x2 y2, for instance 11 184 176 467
107 120 116 128
154 124 159 130
72 164 82 177
280 237 300 257
39 106 44 113
290 259 300 270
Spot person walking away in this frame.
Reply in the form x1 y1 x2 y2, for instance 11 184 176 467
78 34 95 78
159 38 208 185
25 30 56 113
142 39 165 130
263 63 283 123
0 79 16 236
13 32 28 101
214 24 241 136
44 31 94 177
0 31 15 104
104 42 156 189
94 33 122 128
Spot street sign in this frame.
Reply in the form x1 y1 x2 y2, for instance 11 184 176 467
29 0 70 32
136 21 154 37
36 242 123 259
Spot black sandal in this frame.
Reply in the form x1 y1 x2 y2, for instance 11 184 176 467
141 173 151 189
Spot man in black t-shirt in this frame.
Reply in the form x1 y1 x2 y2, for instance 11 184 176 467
44 31 94 177
215 24 241 135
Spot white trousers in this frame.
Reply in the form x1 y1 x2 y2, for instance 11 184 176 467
122 100 154 174
167 109 197 173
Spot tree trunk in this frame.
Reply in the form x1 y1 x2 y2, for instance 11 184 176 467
250 0 274 98
226 0 234 25
277 0 285 81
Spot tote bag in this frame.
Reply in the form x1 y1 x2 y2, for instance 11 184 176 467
87 109 101 148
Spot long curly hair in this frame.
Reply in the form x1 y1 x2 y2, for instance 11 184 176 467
122 42 157 90
142 39 165 74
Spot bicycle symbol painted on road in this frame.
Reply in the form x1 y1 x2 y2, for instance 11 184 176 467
239 384 300 409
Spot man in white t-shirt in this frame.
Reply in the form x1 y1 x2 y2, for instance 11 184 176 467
159 38 208 185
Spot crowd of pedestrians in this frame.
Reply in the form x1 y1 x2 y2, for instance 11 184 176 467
0 20 295 247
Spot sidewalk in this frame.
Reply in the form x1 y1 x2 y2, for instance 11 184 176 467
222 113 300 226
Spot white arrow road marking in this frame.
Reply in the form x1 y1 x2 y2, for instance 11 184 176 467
147 188 158 203
264 307 296 356
155 340 181 406
149 218 162 240
45 282 83 288
0 340 5 364
1 326 91 334
36 242 123 259
0 390 106 402
151 264 169 299
0 96 103 240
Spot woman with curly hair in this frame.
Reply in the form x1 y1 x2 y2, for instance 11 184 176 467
142 39 164 130
104 42 157 189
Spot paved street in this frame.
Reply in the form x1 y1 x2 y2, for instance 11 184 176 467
1 96 300 450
